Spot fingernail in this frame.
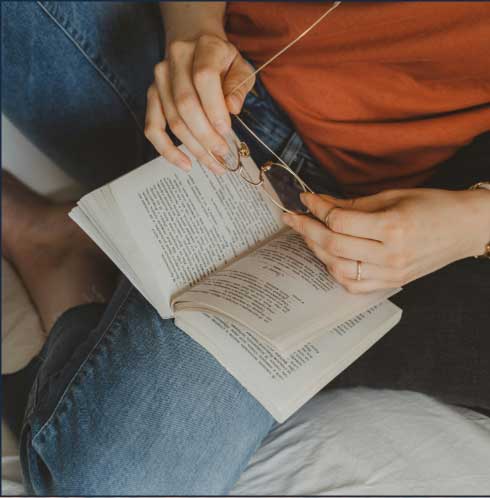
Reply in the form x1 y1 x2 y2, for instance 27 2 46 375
177 158 192 171
214 120 230 136
282 213 293 225
205 160 226 176
213 143 229 157
213 167 226 176
227 94 242 114
299 192 310 205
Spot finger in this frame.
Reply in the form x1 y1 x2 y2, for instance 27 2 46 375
304 237 399 294
223 56 256 114
316 190 400 212
144 85 192 171
193 36 235 135
154 61 225 174
300 192 387 241
304 238 403 283
168 42 230 158
284 213 386 265
337 278 400 294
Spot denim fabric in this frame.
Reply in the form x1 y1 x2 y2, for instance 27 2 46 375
2 1 163 189
21 280 274 495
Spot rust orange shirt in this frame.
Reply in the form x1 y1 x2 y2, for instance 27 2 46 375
226 2 490 194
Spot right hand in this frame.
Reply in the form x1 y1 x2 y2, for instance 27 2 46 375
145 34 256 173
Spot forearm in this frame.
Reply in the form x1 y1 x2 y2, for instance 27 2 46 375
160 2 227 47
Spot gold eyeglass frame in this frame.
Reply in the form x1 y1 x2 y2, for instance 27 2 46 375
207 131 314 215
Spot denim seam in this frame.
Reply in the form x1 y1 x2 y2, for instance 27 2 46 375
295 156 305 177
36 1 144 135
242 108 295 146
37 307 104 400
280 132 305 168
240 112 314 165
31 283 134 444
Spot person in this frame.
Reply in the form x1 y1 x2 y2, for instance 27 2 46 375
2 1 489 495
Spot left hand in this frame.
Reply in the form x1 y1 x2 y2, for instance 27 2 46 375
282 188 490 293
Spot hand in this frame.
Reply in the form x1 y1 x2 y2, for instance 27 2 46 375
283 188 490 293
144 33 255 173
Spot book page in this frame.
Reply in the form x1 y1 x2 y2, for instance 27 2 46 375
175 229 398 352
107 146 284 317
176 301 402 422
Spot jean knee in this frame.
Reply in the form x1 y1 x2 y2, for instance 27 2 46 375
21 287 273 495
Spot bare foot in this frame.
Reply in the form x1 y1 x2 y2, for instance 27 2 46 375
2 170 117 332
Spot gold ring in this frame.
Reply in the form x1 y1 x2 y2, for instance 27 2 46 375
356 261 362 281
324 207 339 229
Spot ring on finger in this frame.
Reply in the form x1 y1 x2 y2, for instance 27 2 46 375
324 207 340 229
356 260 362 281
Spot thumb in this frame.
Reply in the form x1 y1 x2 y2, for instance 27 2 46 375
223 56 256 114
318 194 363 209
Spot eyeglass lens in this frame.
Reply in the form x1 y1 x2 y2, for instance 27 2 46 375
261 164 309 214
234 117 310 213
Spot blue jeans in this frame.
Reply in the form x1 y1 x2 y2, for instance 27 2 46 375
3 2 490 496
2 2 337 495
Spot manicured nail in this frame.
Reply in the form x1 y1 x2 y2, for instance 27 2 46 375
299 192 310 205
214 120 230 136
213 142 229 156
225 94 241 114
205 159 226 176
177 158 192 171
213 167 226 176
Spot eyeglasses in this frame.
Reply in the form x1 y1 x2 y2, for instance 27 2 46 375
207 115 314 214
206 2 342 214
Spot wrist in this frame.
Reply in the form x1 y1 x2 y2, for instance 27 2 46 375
460 188 490 258
165 23 227 47
161 3 227 48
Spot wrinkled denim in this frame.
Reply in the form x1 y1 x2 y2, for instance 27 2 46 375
20 282 277 495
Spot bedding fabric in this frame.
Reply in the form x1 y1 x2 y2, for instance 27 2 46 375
1 259 45 375
3 388 490 495
233 389 490 495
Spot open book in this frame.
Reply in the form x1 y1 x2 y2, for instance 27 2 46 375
70 142 402 422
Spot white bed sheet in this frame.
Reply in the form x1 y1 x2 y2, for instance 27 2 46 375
232 388 490 495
